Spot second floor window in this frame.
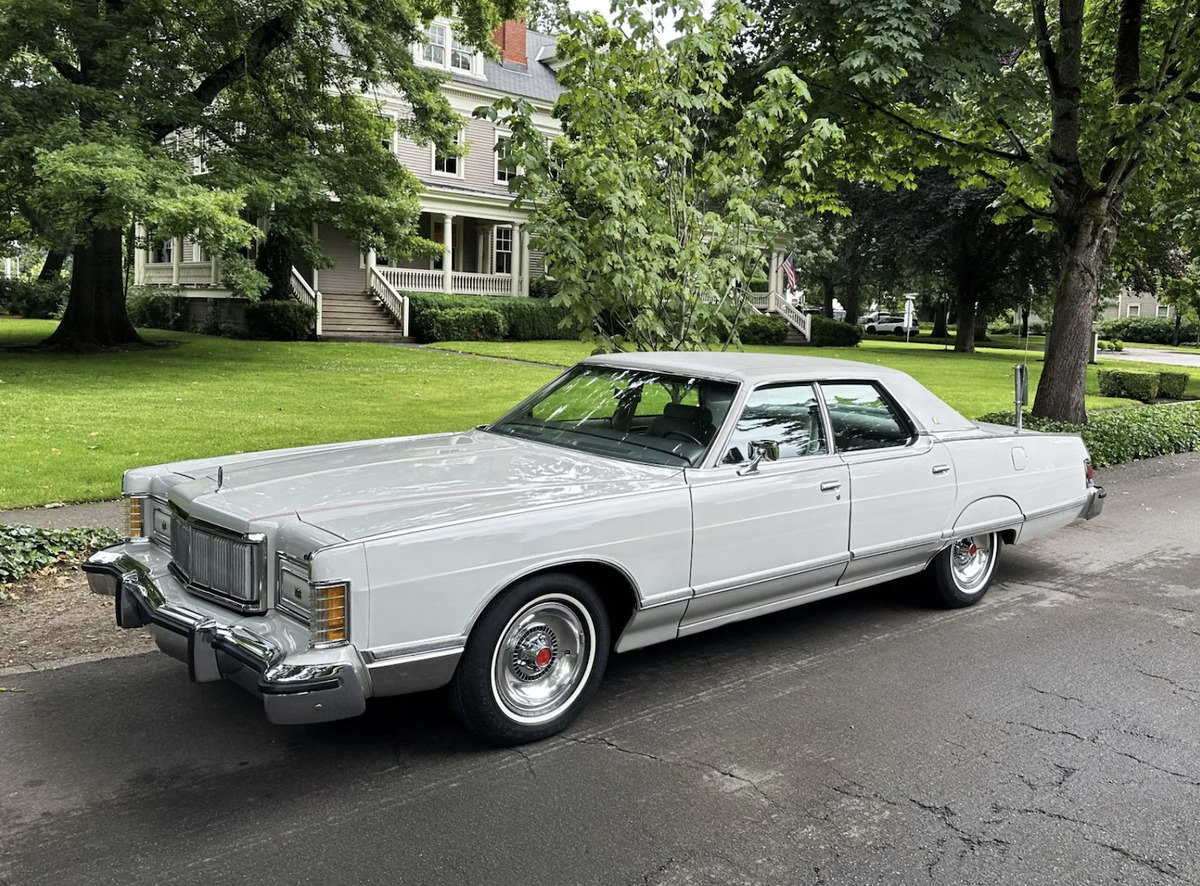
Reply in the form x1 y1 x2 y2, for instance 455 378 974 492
420 22 476 74
495 135 517 183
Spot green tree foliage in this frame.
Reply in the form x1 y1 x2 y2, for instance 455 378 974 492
0 0 516 348
524 0 571 34
486 0 830 352
745 0 1200 422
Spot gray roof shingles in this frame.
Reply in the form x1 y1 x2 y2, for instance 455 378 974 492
451 28 563 104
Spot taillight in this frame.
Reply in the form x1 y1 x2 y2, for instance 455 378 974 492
1084 459 1095 486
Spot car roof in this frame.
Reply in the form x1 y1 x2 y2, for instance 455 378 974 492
578 351 976 433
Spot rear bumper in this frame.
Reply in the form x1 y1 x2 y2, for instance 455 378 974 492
1083 485 1106 520
83 546 366 725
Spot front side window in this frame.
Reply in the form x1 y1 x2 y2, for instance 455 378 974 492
722 384 827 464
820 382 913 452
488 366 738 467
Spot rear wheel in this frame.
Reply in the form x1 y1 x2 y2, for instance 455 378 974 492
866 325 877 334
928 532 1000 607
449 573 610 745
893 327 905 336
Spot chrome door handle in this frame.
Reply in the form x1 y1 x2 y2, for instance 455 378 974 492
820 480 842 492
932 464 951 475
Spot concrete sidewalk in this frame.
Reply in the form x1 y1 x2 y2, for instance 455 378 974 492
0 499 122 530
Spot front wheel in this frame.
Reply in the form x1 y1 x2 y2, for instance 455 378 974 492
449 573 610 745
928 532 1000 607
866 325 877 334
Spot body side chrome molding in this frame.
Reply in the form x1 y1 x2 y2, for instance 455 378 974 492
690 552 852 600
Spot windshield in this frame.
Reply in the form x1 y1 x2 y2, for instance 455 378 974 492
486 365 739 467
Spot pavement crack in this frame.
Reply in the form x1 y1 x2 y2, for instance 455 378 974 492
562 736 773 803
638 856 675 886
1137 667 1200 697
1091 838 1180 878
1028 685 1086 705
909 798 1011 850
1012 720 1090 743
510 747 537 782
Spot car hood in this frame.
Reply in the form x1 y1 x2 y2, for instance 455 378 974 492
161 430 685 541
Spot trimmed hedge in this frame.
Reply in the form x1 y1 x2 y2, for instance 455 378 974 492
1158 371 1190 399
407 293 578 342
738 314 788 346
1098 369 1159 402
975 402 1200 467
423 306 506 343
1098 316 1199 345
244 300 316 341
127 291 189 330
809 316 862 347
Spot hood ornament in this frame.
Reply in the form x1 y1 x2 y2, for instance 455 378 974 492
216 466 224 492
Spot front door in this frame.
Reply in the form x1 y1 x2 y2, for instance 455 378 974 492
682 383 851 635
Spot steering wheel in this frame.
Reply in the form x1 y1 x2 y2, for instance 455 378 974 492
663 430 705 447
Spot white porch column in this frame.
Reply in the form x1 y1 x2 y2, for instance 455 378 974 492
520 226 531 297
171 236 183 285
210 254 221 286
442 213 454 293
365 248 376 290
476 229 486 274
134 224 147 285
510 223 522 297
311 222 320 292
769 249 781 297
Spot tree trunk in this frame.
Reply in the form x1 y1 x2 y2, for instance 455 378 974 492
1032 209 1117 423
953 294 977 352
931 304 948 339
821 275 835 318
842 275 861 328
256 228 294 300
44 227 144 349
1173 312 1181 347
1020 306 1030 339
38 249 67 282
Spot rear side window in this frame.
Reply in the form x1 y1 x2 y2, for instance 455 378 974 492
820 382 913 452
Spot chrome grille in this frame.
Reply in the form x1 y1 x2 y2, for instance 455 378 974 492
169 506 265 611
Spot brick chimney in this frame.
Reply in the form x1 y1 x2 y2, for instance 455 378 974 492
492 20 527 66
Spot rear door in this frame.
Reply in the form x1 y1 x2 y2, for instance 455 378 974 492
819 381 957 583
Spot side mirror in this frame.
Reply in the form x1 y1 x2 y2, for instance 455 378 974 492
737 440 780 475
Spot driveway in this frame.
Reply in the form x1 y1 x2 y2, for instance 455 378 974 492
1106 346 1200 368
3 453 1200 885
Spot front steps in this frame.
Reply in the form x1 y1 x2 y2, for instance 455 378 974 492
319 292 412 343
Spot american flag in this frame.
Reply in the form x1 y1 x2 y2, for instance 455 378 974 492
782 253 797 290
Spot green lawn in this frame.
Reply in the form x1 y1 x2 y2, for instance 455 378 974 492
0 319 557 508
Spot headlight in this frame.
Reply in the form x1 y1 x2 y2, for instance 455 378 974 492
123 494 146 540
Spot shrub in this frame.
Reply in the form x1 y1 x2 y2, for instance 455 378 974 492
1098 316 1199 344
975 402 1200 467
809 316 862 347
1158 371 1189 399
407 294 577 342
0 524 122 588
737 313 788 346
0 279 69 319
244 299 317 341
529 277 561 299
423 306 506 342
1098 369 1159 402
127 289 189 330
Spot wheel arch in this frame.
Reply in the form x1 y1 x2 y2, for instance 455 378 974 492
468 558 640 650
951 495 1024 540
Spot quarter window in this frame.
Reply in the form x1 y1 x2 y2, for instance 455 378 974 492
820 382 912 452
722 384 827 464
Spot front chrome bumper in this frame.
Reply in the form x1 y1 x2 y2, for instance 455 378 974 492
83 545 367 725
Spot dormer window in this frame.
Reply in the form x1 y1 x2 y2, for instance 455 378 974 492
418 21 479 75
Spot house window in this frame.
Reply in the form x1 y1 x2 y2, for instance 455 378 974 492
432 132 462 177
418 22 477 75
494 226 513 274
495 134 517 183
1126 304 1140 317
421 23 447 66
1157 305 1170 318
151 238 173 264
378 116 396 153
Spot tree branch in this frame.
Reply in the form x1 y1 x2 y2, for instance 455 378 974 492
1031 0 1062 100
1113 0 1145 103
148 16 293 143
50 59 83 85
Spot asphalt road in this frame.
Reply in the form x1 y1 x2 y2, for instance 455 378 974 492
1108 347 1200 368
3 453 1200 886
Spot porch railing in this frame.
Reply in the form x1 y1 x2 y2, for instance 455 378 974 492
370 266 410 337
769 292 812 341
377 268 441 293
290 266 322 337
142 262 214 286
452 272 520 296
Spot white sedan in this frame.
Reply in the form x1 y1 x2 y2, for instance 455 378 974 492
86 353 1104 745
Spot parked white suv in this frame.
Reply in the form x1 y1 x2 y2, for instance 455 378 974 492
860 314 919 335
